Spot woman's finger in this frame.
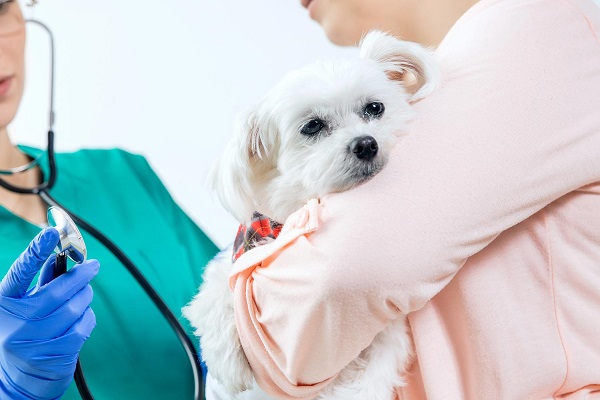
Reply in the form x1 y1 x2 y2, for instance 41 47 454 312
0 228 59 298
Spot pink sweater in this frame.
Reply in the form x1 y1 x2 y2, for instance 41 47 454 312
229 0 600 398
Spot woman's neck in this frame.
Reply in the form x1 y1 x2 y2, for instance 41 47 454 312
0 127 31 171
0 127 48 225
410 0 480 47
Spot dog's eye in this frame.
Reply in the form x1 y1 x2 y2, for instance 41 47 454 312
301 119 324 136
364 102 385 118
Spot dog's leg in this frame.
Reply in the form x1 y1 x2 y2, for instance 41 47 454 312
317 316 412 400
182 251 254 396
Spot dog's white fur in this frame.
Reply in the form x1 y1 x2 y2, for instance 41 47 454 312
183 31 439 400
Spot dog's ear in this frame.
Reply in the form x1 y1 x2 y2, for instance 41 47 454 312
359 30 439 102
208 108 274 223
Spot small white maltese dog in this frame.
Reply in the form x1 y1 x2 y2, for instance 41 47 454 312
183 31 439 400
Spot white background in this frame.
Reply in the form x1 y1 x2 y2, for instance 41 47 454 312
10 0 355 248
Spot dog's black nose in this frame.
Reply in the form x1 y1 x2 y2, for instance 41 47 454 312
352 136 378 160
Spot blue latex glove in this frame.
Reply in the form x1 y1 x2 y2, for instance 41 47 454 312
0 227 100 400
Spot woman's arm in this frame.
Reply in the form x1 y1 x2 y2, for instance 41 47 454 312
232 0 600 398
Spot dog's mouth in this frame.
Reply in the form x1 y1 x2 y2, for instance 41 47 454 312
354 160 383 181
339 156 386 189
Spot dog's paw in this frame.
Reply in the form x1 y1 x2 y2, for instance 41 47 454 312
182 251 254 395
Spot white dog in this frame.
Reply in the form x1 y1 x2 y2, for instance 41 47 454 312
183 31 439 400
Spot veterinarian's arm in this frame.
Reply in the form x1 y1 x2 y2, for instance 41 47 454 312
230 2 600 398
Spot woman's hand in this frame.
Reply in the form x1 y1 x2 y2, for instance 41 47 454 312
0 228 100 400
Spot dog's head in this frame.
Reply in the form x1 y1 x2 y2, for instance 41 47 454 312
211 31 439 223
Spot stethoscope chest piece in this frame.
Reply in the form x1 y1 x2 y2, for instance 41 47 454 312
47 206 87 263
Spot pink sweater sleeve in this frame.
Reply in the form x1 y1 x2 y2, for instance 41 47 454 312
230 0 600 398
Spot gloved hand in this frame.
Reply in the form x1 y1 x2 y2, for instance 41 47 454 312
0 227 100 400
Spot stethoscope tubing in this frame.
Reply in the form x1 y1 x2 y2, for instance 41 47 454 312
0 131 57 194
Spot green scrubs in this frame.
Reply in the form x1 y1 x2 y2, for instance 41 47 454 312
0 147 219 399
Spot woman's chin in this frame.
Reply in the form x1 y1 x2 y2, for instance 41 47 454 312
322 22 364 47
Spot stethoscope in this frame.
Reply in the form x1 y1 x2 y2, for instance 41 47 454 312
0 19 205 400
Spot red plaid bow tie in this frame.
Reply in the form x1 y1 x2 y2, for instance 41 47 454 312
232 212 283 262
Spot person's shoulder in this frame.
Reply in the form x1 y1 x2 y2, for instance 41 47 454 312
56 147 156 177
438 0 600 62
17 145 149 176
430 0 600 105
57 147 148 168
48 147 161 190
